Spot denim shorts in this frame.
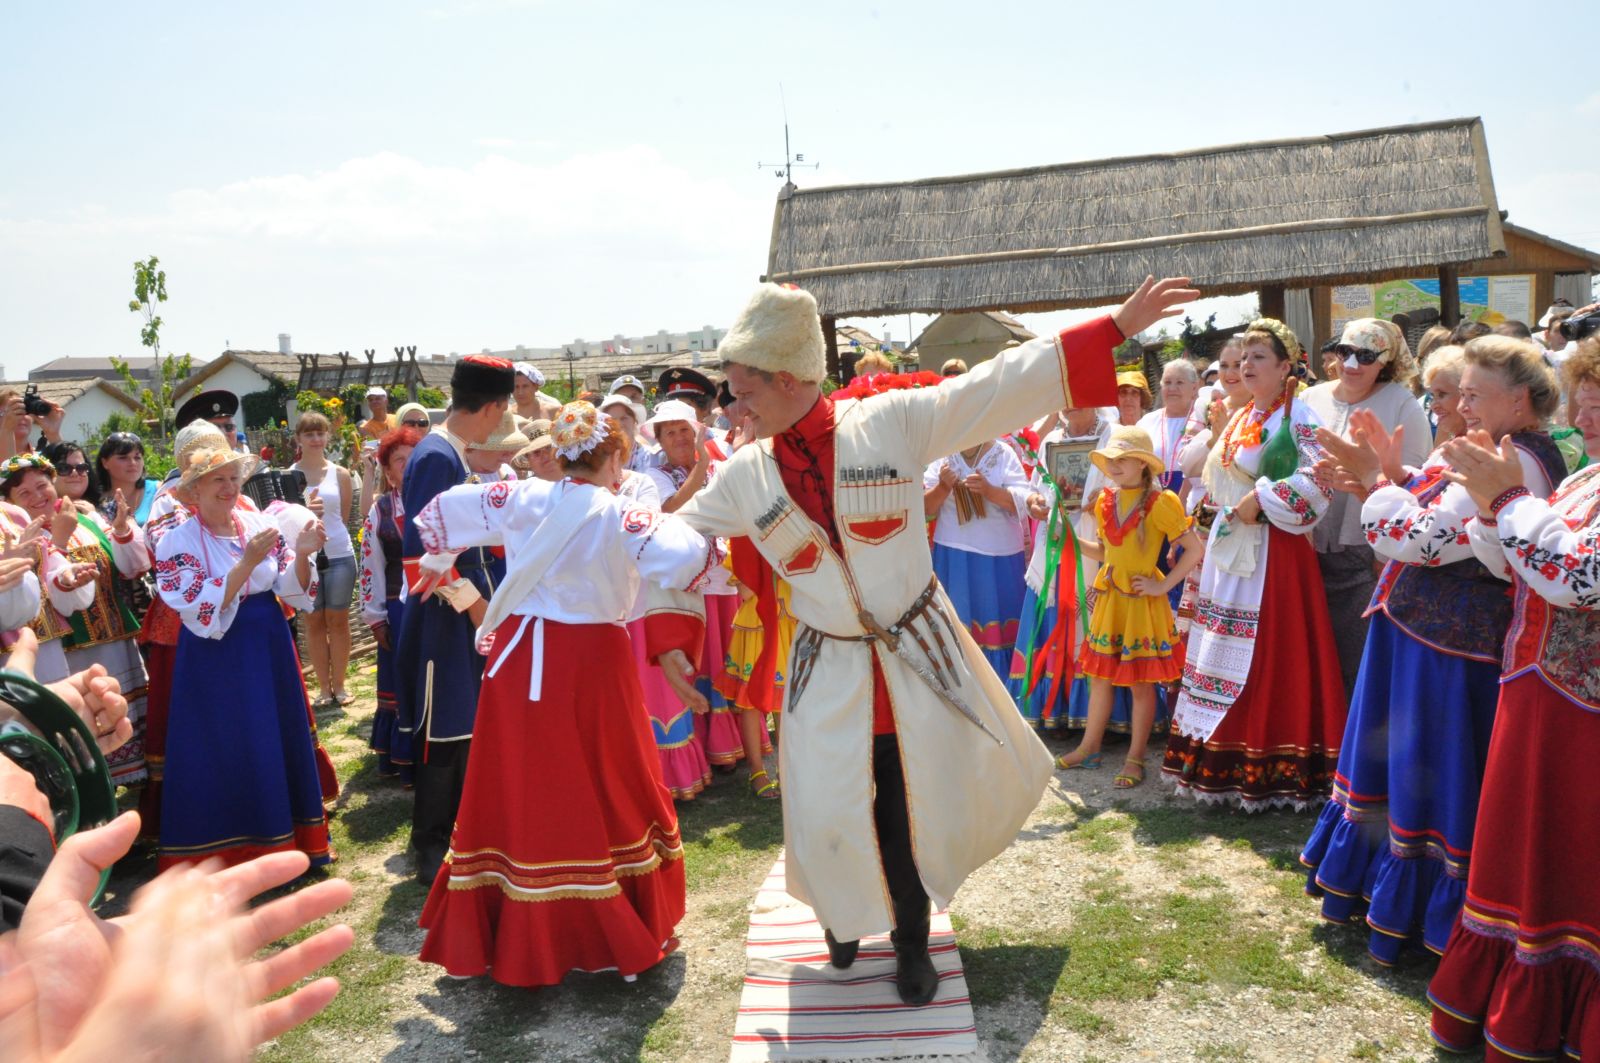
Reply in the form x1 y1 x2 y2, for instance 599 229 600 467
313 554 357 612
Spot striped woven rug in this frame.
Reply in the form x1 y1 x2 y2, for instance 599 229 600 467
729 855 983 1063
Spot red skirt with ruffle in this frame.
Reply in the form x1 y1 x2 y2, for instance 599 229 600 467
1428 671 1600 1061
418 618 685 987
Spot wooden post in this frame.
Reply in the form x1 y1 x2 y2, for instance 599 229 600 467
1259 285 1286 322
821 315 840 382
1439 266 1461 327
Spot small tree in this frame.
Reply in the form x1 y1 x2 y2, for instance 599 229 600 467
126 256 182 441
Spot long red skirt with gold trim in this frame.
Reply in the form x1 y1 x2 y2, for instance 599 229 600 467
418 618 685 986
1161 529 1347 811
1428 671 1600 1062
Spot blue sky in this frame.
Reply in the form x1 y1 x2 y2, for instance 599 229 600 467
4 0 1597 374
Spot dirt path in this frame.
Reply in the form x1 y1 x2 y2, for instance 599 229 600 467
218 684 1464 1062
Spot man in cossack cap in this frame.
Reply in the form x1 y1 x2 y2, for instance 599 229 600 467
645 276 1197 1005
395 355 515 886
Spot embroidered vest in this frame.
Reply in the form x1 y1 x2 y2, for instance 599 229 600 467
1372 431 1568 661
62 516 140 650
376 493 404 602
1503 465 1600 710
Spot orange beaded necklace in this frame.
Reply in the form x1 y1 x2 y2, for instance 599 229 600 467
1220 391 1287 468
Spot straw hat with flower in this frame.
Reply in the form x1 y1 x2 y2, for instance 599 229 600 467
176 445 261 492
1090 425 1166 477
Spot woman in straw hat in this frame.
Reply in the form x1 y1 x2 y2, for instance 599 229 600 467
409 401 718 986
1053 426 1202 787
152 441 332 870
1162 318 1348 811
1 451 151 788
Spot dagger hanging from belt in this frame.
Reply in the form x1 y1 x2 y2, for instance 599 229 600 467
788 577 1004 746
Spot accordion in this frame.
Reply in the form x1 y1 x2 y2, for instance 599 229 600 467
242 468 308 510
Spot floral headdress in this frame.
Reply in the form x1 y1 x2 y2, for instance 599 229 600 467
0 453 55 494
551 401 614 461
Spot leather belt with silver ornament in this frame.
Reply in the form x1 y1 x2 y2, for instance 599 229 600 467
787 577 1003 746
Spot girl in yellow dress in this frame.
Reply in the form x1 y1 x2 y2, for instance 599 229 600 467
1056 425 1203 787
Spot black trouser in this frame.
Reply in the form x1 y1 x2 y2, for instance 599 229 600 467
872 733 930 947
412 738 471 867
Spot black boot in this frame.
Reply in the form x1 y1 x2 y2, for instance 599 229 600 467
824 929 859 969
890 901 937 1006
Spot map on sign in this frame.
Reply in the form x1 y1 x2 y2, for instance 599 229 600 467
1330 274 1534 336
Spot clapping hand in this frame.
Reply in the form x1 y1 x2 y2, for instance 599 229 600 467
50 501 79 550
241 527 280 569
3 515 47 560
304 489 324 519
5 627 131 756
1025 493 1050 520
1441 430 1525 514
59 563 98 592
109 489 132 539
294 519 327 559
0 555 33 593
5 811 353 1059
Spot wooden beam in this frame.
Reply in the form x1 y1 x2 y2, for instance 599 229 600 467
1439 266 1461 327
1259 285 1286 322
821 315 840 382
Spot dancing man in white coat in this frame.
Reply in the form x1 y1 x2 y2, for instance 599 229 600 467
649 276 1198 1004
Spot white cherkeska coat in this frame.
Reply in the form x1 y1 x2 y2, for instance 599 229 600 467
651 318 1122 940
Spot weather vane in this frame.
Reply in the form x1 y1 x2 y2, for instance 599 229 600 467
757 85 819 186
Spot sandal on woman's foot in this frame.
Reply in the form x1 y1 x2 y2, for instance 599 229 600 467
1114 758 1146 789
333 690 355 706
749 769 780 800
1055 750 1103 771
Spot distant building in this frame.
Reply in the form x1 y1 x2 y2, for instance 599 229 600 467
173 349 307 428
909 312 1036 371
30 355 207 389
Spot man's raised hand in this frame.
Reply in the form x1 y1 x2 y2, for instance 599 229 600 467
1112 276 1201 339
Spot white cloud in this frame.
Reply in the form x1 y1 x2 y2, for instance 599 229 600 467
1579 92 1600 117
0 146 779 367
473 136 519 149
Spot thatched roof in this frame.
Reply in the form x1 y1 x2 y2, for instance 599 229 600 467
765 117 1506 317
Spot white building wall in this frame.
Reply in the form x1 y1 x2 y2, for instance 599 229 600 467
60 389 135 443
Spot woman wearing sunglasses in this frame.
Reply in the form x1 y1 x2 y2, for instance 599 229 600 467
1299 319 1432 695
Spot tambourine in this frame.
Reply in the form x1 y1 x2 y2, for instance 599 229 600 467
0 669 118 903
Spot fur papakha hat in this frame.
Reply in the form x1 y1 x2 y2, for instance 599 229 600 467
717 283 827 384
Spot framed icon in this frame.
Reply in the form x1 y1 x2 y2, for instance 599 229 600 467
1045 438 1099 513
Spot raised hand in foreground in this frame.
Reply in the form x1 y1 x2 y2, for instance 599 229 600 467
1 811 354 1062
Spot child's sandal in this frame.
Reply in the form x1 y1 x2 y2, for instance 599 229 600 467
1055 751 1103 771
749 769 780 800
1113 758 1146 789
